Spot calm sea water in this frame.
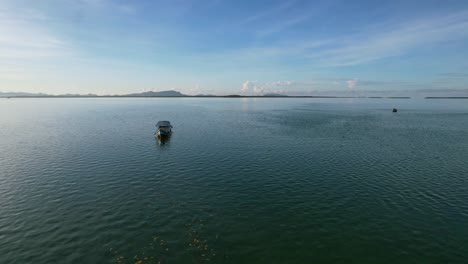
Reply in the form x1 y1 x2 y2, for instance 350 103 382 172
1 98 467 263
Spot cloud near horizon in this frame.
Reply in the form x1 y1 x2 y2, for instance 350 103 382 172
241 79 339 95
347 80 358 90
1 0 468 95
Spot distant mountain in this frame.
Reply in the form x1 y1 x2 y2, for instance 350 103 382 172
124 90 185 97
1 90 186 97
4 88 466 98
0 91 98 97
0 91 49 97
1 90 183 97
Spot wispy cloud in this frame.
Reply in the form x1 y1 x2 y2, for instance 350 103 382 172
0 0 140 61
1 0 467 95
439 72 468 77
216 10 468 67
0 11 71 59
79 0 136 14
237 0 328 39
239 1 299 25
311 10 468 66
256 14 313 38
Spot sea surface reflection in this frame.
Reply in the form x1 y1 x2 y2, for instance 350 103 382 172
0 98 467 263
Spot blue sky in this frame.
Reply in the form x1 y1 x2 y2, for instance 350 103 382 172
1 0 468 95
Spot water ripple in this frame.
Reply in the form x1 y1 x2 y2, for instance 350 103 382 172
0 98 467 263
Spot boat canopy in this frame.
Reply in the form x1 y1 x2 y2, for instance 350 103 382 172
156 121 172 127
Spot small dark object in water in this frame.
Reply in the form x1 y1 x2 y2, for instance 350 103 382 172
392 108 398 112
155 121 173 138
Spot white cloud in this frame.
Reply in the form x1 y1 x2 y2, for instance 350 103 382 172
347 79 358 90
241 80 258 94
242 80 275 94
241 80 318 95
239 78 430 95
186 84 204 95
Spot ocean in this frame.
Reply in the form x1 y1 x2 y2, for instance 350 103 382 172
1 98 467 263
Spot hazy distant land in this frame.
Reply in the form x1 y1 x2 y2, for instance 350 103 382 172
1 90 468 99
0 90 362 98
425 96 468 99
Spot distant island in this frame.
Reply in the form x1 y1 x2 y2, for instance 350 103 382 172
1 90 183 98
0 91 99 97
0 90 414 98
1 90 466 99
425 96 468 99
263 93 288 97
0 90 347 98
123 90 185 97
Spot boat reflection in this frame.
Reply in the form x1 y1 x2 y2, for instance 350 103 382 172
156 135 171 147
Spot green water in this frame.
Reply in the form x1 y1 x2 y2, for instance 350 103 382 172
1 98 467 263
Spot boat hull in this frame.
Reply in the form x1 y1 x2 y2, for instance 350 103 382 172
156 129 171 138
155 121 173 138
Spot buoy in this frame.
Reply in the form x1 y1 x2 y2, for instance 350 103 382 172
392 108 397 112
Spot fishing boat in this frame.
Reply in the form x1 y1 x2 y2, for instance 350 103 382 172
155 121 173 137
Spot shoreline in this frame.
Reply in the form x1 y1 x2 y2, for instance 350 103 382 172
3 96 468 99
2 95 414 99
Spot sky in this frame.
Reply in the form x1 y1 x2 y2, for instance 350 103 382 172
1 0 468 96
